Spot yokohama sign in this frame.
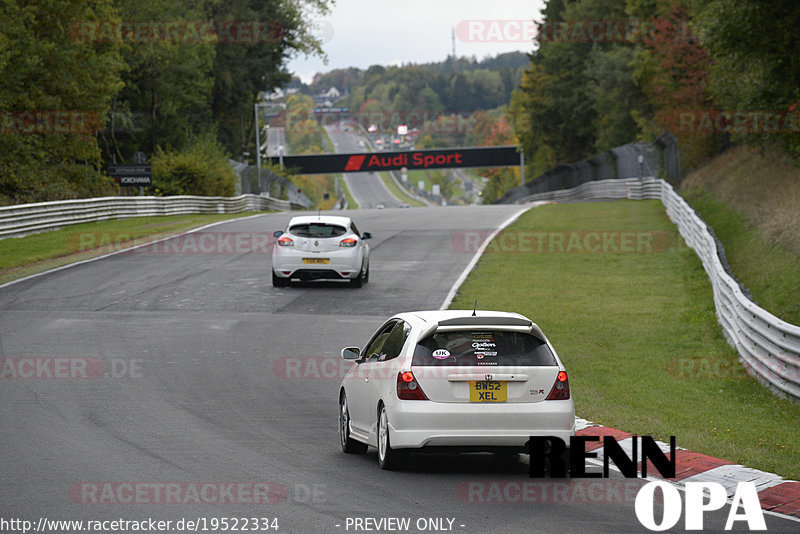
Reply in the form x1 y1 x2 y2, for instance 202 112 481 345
267 146 520 174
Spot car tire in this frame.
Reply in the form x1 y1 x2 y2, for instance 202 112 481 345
377 404 404 470
350 266 364 288
339 393 367 454
362 262 369 284
272 271 289 287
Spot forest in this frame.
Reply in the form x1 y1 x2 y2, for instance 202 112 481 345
510 0 799 177
0 0 330 204
1 0 797 205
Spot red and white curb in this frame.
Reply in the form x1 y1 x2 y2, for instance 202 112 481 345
574 418 800 519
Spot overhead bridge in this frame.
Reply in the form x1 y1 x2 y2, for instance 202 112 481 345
267 146 522 175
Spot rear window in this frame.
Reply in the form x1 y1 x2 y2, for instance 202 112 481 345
289 223 347 238
412 330 557 367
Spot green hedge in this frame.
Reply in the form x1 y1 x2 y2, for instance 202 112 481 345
150 136 237 197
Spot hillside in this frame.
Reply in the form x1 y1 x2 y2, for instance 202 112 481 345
680 144 800 324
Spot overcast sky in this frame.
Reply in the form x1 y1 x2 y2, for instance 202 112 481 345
287 0 547 83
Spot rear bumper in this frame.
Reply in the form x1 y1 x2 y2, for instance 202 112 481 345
386 399 575 449
279 269 348 281
272 249 363 280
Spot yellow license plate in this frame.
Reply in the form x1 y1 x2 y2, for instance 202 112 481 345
302 258 330 264
469 381 507 402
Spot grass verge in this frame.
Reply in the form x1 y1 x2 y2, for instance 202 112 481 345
378 172 427 207
681 189 800 325
0 212 262 285
450 199 800 479
337 176 359 210
408 169 432 191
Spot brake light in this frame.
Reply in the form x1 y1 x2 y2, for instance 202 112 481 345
277 236 294 247
339 237 357 247
397 371 428 400
545 370 571 400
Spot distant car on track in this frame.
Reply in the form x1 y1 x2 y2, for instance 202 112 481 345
272 215 371 287
338 310 575 469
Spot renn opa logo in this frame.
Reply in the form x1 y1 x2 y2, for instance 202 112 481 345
530 436 766 531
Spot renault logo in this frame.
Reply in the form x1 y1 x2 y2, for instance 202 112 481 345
314 240 319 246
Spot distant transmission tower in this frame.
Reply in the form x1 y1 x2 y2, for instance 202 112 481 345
451 27 456 59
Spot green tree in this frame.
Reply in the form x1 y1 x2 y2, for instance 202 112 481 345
586 45 648 151
0 0 124 204
151 134 237 196
692 0 800 157
103 0 215 161
207 0 332 157
510 0 600 164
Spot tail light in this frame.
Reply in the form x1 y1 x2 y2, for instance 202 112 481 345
277 236 294 247
397 371 428 400
339 237 357 247
545 370 570 400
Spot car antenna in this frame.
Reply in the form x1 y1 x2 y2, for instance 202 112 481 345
472 300 477 316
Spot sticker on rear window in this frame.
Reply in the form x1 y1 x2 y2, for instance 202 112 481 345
432 349 451 360
472 333 496 350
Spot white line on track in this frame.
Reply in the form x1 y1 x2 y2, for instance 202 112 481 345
342 173 366 208
0 213 268 290
440 205 532 310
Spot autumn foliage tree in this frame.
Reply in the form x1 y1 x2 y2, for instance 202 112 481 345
632 0 722 168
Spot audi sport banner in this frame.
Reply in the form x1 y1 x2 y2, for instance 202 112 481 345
267 146 520 174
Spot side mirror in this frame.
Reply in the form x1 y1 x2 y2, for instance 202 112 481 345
341 347 361 360
273 231 284 238
362 232 372 240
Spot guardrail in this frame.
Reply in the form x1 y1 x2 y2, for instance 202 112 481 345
516 177 800 403
0 194 304 239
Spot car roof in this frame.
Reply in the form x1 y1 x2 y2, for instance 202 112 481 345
287 215 351 227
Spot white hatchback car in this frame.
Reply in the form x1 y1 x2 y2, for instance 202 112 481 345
272 215 371 287
338 310 575 469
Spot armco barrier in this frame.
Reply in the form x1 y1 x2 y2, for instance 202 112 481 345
515 177 800 403
0 194 304 239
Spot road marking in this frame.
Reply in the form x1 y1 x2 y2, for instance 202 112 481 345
440 205 532 310
0 213 268 289
342 173 365 208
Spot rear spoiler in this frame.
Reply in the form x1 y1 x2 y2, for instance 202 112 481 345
415 315 545 341
437 316 532 327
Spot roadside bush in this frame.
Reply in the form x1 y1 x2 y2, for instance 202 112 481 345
150 136 237 197
0 135 116 205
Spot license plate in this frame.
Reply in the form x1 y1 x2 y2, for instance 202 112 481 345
302 258 330 265
469 381 507 402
